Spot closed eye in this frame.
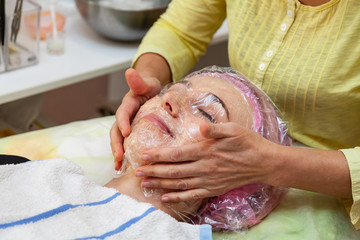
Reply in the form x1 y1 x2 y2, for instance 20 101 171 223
198 109 216 123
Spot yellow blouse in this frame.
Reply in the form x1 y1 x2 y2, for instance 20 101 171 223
133 0 360 229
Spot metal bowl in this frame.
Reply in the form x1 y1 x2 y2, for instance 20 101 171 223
75 0 170 41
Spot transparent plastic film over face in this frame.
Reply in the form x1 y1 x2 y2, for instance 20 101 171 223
123 77 252 172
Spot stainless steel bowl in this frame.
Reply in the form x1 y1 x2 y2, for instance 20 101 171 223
75 0 170 41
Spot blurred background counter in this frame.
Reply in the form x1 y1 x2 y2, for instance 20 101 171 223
0 0 228 136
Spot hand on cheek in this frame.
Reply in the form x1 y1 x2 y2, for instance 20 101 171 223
111 68 163 170
134 121 277 203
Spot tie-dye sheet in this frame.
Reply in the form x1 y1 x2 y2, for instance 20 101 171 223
0 116 359 239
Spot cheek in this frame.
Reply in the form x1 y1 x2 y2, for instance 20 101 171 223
124 120 174 169
132 101 159 124
180 121 202 141
174 115 204 143
124 117 204 169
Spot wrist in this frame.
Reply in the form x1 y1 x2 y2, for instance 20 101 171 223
263 146 352 198
263 143 289 187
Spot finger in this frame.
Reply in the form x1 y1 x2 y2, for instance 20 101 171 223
141 143 204 164
161 189 212 203
117 69 149 137
115 93 143 137
114 159 122 171
200 121 241 139
110 122 124 158
125 68 149 95
110 123 124 170
118 69 162 137
141 177 204 191
125 68 162 96
136 161 205 179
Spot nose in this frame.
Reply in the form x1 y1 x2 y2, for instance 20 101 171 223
161 92 180 117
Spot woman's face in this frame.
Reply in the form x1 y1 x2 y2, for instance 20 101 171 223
123 75 254 169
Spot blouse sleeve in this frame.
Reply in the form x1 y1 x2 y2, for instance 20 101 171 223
341 147 360 230
132 0 226 82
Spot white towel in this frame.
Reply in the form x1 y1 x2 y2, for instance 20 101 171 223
0 158 212 240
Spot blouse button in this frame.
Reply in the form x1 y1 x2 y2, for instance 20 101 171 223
281 23 287 31
266 50 273 58
259 63 266 71
287 10 293 18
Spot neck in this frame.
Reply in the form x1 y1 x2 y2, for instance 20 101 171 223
105 171 148 202
104 170 201 221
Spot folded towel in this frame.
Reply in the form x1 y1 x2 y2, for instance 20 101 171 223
0 158 211 240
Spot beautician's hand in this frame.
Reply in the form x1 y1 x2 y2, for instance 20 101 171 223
110 68 162 170
136 120 352 202
135 121 280 202
110 53 172 170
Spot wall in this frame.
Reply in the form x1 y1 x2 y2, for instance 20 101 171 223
40 40 229 126
40 75 108 125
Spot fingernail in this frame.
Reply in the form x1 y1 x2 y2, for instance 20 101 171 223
114 161 120 171
161 196 170 202
141 154 151 162
141 181 151 188
135 170 144 177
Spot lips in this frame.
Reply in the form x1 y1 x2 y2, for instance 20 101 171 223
143 113 174 137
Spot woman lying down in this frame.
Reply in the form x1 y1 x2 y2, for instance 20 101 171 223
0 66 291 239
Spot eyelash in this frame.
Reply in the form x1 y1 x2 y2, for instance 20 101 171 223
198 109 216 123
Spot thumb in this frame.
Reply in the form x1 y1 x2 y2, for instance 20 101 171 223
125 68 161 96
200 121 242 139
125 68 149 95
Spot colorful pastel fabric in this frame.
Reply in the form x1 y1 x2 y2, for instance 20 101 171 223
0 117 359 238
133 0 360 229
